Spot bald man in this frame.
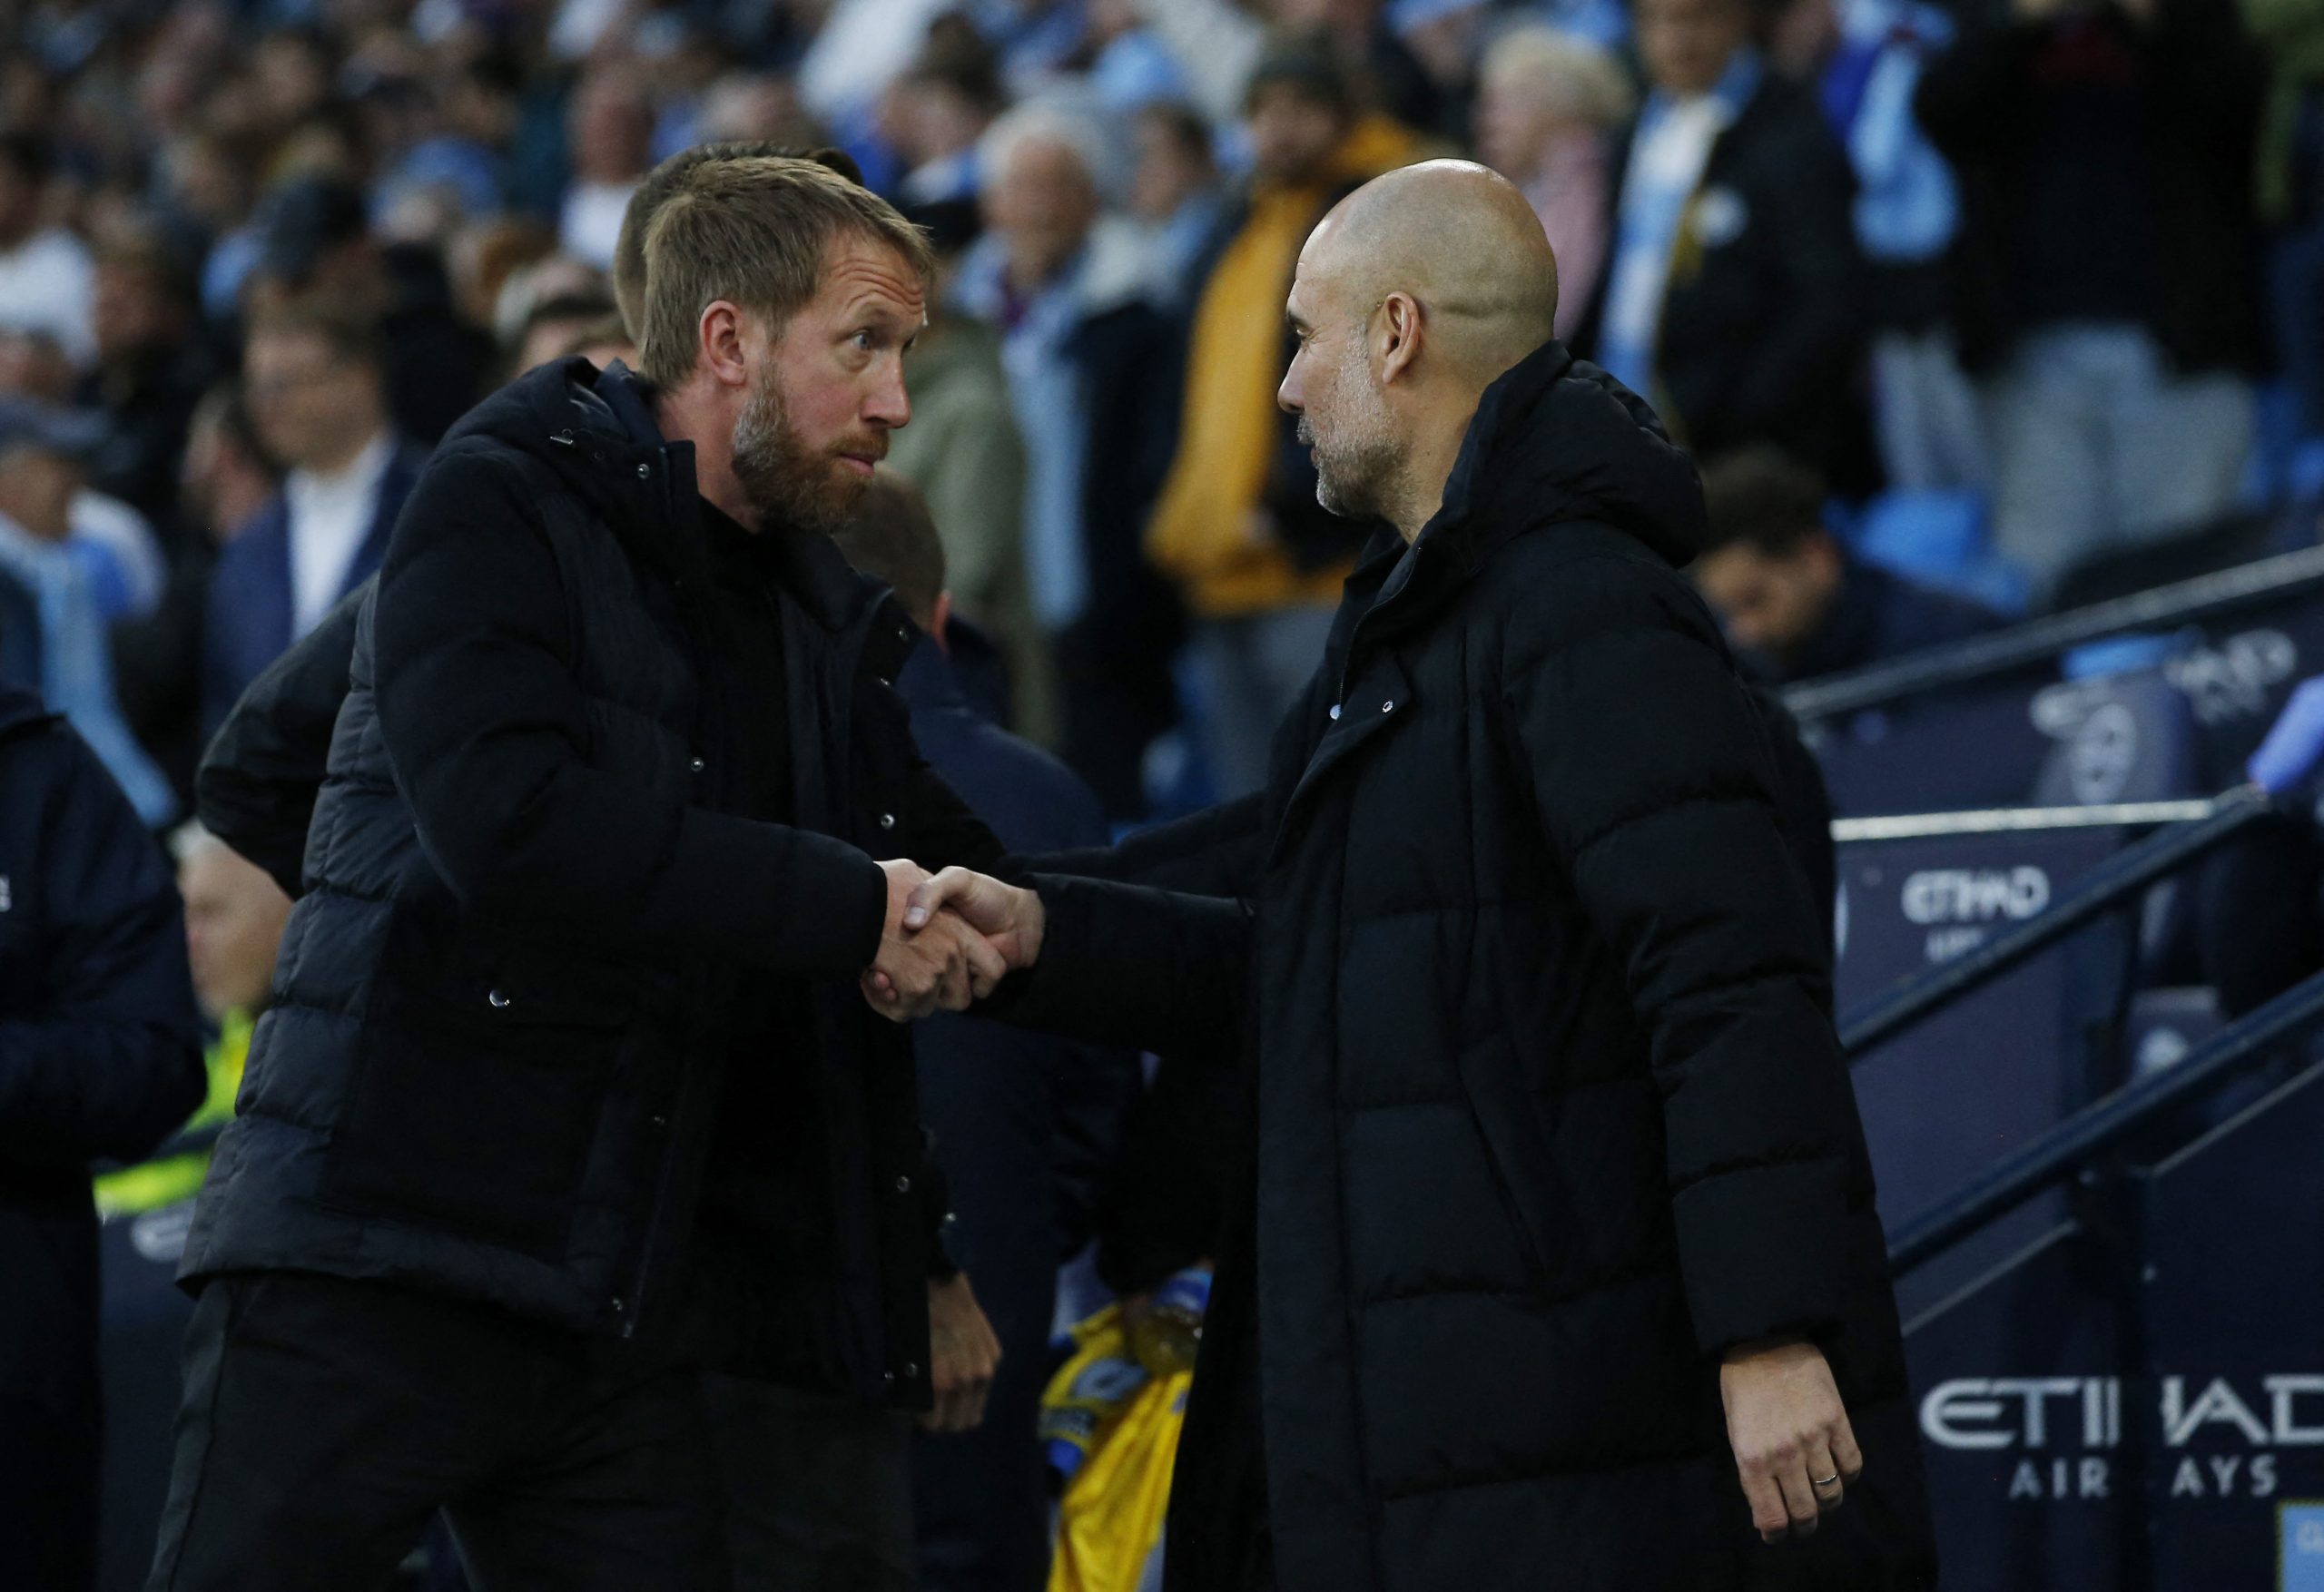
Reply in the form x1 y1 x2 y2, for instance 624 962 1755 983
885 162 1935 1592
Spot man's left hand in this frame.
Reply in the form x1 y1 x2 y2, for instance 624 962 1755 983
1719 1337 1863 1542
922 1273 1000 1433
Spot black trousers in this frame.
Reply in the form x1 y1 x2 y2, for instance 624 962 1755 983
144 1271 726 1592
0 1200 101 1592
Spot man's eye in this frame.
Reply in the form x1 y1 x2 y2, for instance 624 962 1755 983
852 330 875 351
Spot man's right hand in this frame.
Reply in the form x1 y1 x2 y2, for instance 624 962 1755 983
865 860 1009 1021
903 868 1046 972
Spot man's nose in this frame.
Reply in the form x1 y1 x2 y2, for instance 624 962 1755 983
867 361 911 428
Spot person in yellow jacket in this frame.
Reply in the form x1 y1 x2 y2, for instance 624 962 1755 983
1146 39 1428 799
95 825 288 1217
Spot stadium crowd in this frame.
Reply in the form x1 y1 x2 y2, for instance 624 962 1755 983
0 0 2316 1585
0 0 2309 830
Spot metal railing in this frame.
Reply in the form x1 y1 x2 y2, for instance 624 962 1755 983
1787 544 2324 724
1836 786 2279 1056
1886 967 2324 1273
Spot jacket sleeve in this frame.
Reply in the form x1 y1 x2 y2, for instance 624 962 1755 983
370 446 888 976
987 874 1253 1061
1502 554 1854 1355
0 728 203 1169
195 580 367 900
1028 791 1267 896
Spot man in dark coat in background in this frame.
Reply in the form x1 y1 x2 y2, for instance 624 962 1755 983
0 683 204 1591
836 472 1140 1592
894 162 1935 1592
1572 0 1870 484
155 158 1013 1591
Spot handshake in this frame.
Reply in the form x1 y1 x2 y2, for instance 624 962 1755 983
860 860 1047 1022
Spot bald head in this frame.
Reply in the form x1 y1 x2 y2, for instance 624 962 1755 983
1278 161 1562 537
1305 161 1560 381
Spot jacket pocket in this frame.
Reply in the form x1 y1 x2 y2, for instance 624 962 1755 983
1452 1033 1584 1299
323 949 637 1261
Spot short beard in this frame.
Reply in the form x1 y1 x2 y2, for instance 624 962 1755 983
1299 348 1403 522
729 369 869 537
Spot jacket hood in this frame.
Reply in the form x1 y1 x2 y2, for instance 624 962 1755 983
441 358 681 546
1424 339 1706 572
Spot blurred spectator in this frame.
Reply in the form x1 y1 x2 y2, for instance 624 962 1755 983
694 72 832 148
1275 0 1446 131
112 383 282 817
1472 25 1633 342
1127 101 1226 307
798 0 961 135
561 67 656 269
0 681 202 1592
94 823 290 1221
1781 0 1984 490
831 471 1134 1592
1393 0 1491 142
554 314 637 369
1691 446 2004 682
887 200 1040 740
77 225 219 536
1145 40 1420 799
0 134 95 371
1916 0 2268 601
507 287 623 378
244 175 492 444
1068 0 1197 113
1575 0 1870 480
0 325 74 401
181 382 283 551
0 398 176 823
887 19 1010 205
959 102 1186 817
202 300 428 736
448 216 559 336
369 58 515 237
2246 0 2324 439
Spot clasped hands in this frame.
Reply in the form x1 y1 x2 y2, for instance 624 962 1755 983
861 861 1046 1021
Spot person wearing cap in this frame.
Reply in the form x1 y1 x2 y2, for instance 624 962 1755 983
201 297 428 738
0 397 177 823
1143 38 1423 800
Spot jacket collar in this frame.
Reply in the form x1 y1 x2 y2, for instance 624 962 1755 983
1344 338 1706 647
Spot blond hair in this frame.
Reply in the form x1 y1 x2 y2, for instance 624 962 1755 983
634 155 933 389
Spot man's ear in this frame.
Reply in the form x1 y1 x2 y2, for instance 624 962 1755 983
698 300 751 391
1377 290 1422 386
929 590 953 654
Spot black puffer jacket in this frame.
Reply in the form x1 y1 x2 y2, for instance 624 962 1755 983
1002 342 1935 1591
184 360 1000 1407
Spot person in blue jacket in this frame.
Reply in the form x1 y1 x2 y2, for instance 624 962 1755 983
0 680 203 1591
